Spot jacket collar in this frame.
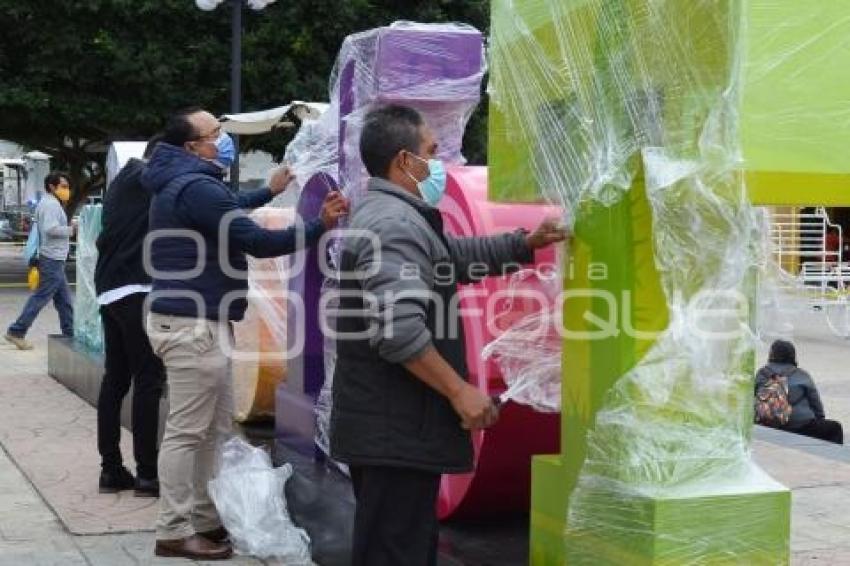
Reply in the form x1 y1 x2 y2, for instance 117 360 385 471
366 177 447 245
367 177 433 213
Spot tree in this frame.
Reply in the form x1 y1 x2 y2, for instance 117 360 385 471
0 0 489 209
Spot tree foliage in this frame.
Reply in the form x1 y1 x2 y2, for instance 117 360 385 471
0 0 489 206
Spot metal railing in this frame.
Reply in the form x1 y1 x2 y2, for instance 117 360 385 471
769 207 850 337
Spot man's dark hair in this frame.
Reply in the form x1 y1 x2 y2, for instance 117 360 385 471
162 107 203 147
44 171 68 192
769 339 797 366
144 133 165 159
359 105 424 178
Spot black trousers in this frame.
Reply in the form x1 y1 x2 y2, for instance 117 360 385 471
349 465 441 566
795 418 844 445
96 293 165 479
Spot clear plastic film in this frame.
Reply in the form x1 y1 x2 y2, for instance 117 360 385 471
314 276 337 459
482 267 562 413
209 437 311 563
332 21 485 205
490 0 789 562
281 102 339 199
73 204 103 352
231 207 295 423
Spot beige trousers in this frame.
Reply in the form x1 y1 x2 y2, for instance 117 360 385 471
146 312 233 540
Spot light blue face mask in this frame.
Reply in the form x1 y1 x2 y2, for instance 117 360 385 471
405 152 447 207
214 132 235 169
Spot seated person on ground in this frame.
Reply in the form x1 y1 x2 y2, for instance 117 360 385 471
755 339 843 445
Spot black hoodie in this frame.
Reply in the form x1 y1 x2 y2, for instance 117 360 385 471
94 158 153 296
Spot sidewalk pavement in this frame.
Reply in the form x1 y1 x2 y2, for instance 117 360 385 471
0 286 849 565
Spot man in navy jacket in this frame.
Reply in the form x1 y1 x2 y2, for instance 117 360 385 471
144 107 347 561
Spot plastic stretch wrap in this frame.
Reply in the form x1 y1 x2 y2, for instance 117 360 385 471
482 267 562 413
314 276 337 460
209 437 311 563
282 107 339 200
490 0 789 562
73 204 103 352
231 207 295 423
333 21 485 205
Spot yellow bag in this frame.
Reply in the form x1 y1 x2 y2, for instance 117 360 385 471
27 267 39 291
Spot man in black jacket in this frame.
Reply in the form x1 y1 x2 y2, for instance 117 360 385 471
94 136 166 498
144 108 347 561
331 105 567 566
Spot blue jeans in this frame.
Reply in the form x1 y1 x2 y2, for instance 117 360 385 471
8 256 74 338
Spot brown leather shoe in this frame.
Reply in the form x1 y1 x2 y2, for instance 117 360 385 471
198 527 230 543
154 535 232 560
198 526 229 543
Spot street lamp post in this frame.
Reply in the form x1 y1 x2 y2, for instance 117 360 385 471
195 0 276 190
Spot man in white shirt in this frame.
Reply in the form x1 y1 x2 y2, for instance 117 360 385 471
93 137 164 497
5 172 76 350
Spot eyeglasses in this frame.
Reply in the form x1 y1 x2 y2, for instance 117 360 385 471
193 125 222 142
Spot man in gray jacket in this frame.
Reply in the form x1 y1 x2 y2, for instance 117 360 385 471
330 105 567 566
6 172 76 350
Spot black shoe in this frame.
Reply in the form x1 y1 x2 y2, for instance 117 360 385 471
134 477 159 498
99 466 135 493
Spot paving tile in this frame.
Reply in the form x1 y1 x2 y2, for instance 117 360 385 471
0 347 157 535
74 533 266 565
793 549 850 565
753 440 850 489
0 540 87 566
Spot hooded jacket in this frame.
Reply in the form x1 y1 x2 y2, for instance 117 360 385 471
755 362 825 430
95 158 152 296
143 143 324 321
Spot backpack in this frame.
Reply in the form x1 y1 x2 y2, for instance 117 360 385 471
754 371 793 427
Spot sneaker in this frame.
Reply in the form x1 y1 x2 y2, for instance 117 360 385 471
134 477 159 498
99 466 135 494
4 333 33 351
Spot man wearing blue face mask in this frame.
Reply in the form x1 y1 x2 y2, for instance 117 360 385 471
143 107 348 560
331 105 568 566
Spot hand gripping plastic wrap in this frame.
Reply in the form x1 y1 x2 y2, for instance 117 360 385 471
481 266 563 413
209 437 311 563
231 207 296 423
73 204 103 352
489 1 790 564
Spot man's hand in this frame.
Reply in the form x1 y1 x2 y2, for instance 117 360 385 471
320 192 349 229
526 217 569 250
450 383 499 430
268 166 295 195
